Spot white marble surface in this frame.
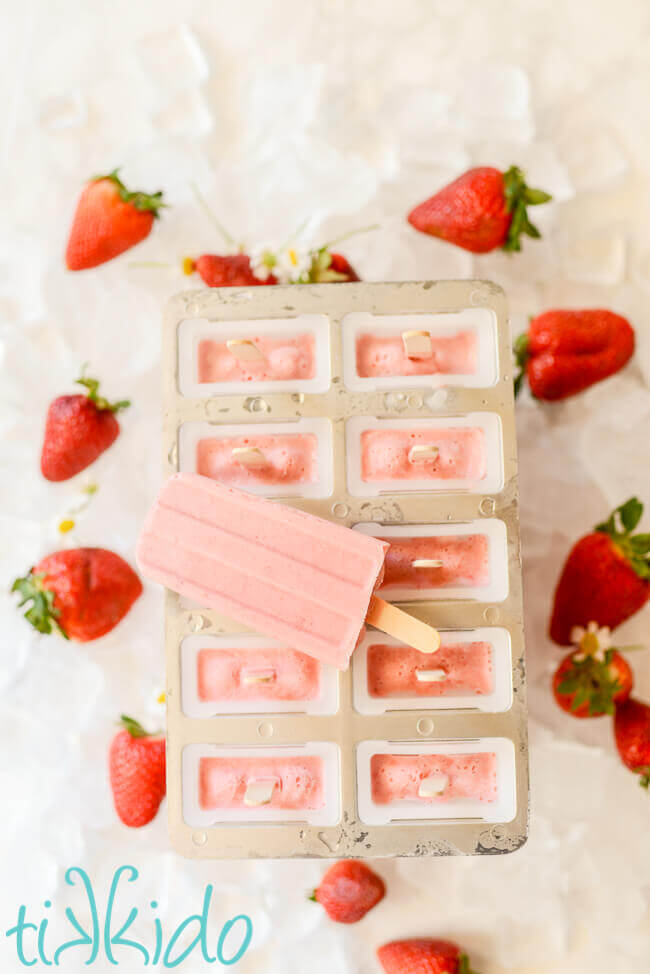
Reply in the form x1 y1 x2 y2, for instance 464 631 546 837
1 1 650 971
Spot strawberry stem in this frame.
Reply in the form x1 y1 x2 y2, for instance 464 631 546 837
595 498 650 580
76 368 130 413
11 570 68 638
95 169 165 218
557 649 624 716
119 715 154 739
513 333 530 398
637 768 650 789
502 166 552 253
318 223 379 251
458 953 480 974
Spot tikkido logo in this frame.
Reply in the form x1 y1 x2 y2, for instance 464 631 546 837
5 865 253 968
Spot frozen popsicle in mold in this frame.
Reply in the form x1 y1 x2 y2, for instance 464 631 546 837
137 473 440 668
380 534 489 593
199 755 324 810
356 328 477 378
197 647 321 702
196 432 318 488
370 752 497 804
360 427 486 483
198 333 316 384
367 641 493 698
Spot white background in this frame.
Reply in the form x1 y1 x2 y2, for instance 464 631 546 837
1 0 650 971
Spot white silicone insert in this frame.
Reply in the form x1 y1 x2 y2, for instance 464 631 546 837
177 315 331 396
178 417 334 498
342 309 498 391
346 413 504 496
353 520 509 602
183 742 340 827
181 634 339 716
352 629 513 714
357 738 516 824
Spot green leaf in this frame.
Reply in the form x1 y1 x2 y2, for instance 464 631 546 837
11 571 68 639
629 534 650 553
76 368 130 413
617 497 643 533
119 715 150 739
523 188 553 205
501 165 552 252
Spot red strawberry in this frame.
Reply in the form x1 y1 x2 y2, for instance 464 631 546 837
614 698 650 788
550 498 650 645
514 309 635 399
408 166 551 253
552 648 632 718
66 169 164 270
188 253 276 287
109 716 166 827
12 547 142 642
40 372 130 482
311 860 385 924
308 249 360 282
378 938 479 974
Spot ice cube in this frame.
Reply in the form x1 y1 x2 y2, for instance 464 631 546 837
562 228 626 285
154 88 214 138
37 91 87 130
134 24 209 103
556 126 629 193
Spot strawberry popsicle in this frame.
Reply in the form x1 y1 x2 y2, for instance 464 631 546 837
137 473 440 668
196 432 318 488
356 329 477 378
198 333 316 384
360 427 486 483
370 752 497 804
367 641 493 698
197 647 320 702
199 755 324 810
379 533 489 594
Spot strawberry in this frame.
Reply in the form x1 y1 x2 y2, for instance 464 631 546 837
311 860 385 924
66 169 164 270
552 649 632 718
614 698 650 788
109 716 166 827
550 498 650 645
307 249 360 283
514 309 635 399
12 547 142 642
40 372 130 482
378 938 479 974
188 254 276 287
408 166 551 253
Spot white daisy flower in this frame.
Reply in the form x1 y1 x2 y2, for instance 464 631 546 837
570 621 611 662
249 245 278 282
147 686 167 728
273 246 312 284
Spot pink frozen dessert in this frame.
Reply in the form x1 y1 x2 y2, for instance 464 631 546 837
199 755 324 810
370 752 497 805
198 333 316 384
197 647 321 702
356 329 477 378
367 641 493 698
196 433 318 487
360 427 486 483
379 533 489 593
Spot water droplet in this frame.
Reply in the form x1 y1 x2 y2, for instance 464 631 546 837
407 393 423 409
188 613 209 632
332 502 349 518
383 391 408 412
192 831 208 846
470 288 487 307
257 721 273 738
167 441 178 466
417 717 434 735
291 392 305 404
318 831 340 852
244 397 270 414
425 389 448 411
479 497 496 516
483 606 500 623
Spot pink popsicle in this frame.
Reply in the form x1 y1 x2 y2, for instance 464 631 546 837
360 427 486 483
199 755 324 810
196 433 318 487
370 752 497 804
367 641 493 698
198 333 316 384
379 534 489 592
356 330 477 378
197 647 321 702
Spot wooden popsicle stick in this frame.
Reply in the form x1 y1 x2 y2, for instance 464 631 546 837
416 668 447 682
402 329 433 360
227 338 265 362
243 779 277 806
411 558 443 568
241 667 276 685
365 596 440 653
232 446 268 468
418 774 448 798
408 444 440 464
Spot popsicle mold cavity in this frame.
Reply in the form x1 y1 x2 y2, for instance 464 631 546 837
198 333 317 384
370 752 497 804
367 641 493 698
356 329 478 378
196 433 318 487
380 534 489 592
197 647 321 702
361 427 486 483
199 755 324 810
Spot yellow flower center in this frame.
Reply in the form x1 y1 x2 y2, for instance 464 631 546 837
288 248 298 266
157 692 166 705
580 631 601 656
58 518 75 534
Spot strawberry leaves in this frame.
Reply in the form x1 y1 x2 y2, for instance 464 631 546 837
76 368 130 413
97 169 165 217
502 165 552 253
458 954 481 974
595 497 650 580
120 715 153 739
513 332 530 397
556 650 623 716
11 571 68 638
